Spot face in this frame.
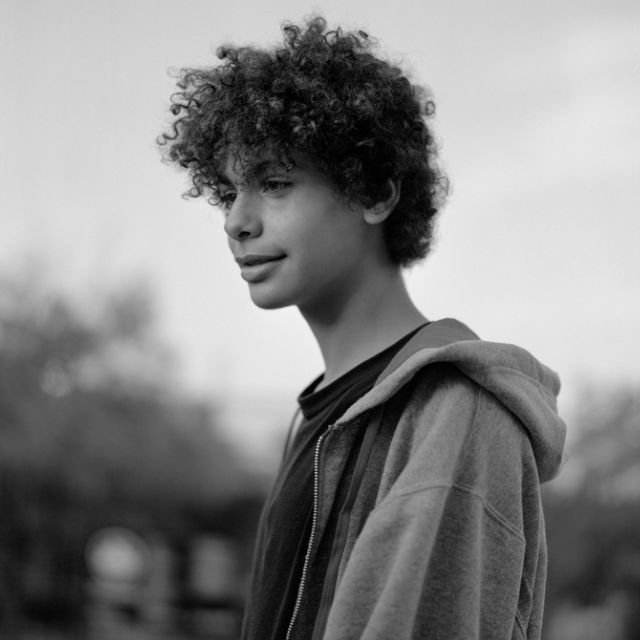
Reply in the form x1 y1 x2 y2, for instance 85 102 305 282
219 152 388 315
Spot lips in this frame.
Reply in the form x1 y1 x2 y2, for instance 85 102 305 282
235 254 286 283
235 254 286 267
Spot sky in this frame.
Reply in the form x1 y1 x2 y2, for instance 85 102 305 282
1 0 639 458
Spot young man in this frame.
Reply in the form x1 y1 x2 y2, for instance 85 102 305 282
159 17 566 639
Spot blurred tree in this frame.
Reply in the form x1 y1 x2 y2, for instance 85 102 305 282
0 273 262 632
543 386 640 639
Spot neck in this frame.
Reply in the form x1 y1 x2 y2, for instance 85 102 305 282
300 266 427 388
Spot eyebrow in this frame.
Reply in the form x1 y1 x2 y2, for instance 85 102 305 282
219 158 293 186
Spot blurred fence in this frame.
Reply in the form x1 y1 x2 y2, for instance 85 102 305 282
1 279 639 639
0 279 264 640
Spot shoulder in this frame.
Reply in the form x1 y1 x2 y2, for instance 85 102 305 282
375 363 541 538
400 361 530 445
381 362 536 490
392 362 481 435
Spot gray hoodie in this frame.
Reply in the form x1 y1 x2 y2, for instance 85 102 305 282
287 318 566 640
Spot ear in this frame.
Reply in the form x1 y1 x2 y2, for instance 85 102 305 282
363 179 401 225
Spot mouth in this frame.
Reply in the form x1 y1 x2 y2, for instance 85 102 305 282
235 254 286 267
236 254 286 283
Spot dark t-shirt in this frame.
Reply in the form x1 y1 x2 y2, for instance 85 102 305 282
242 324 428 639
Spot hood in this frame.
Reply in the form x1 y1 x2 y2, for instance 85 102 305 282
335 318 566 483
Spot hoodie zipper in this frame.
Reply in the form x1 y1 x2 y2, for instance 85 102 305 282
310 407 384 640
284 425 335 640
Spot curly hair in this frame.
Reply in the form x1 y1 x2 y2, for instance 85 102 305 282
158 16 448 266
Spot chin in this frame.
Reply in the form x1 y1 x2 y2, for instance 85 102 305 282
248 288 295 310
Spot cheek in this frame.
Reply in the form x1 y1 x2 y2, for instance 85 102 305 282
302 235 363 283
276 199 364 264
300 228 346 267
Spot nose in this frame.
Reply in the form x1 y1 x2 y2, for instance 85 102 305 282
223 191 263 241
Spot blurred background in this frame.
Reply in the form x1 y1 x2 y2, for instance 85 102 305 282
1 0 639 638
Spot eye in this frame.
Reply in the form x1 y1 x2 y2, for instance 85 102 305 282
218 190 237 211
